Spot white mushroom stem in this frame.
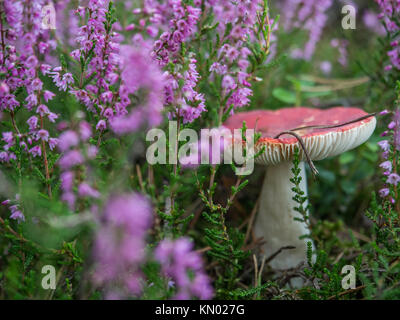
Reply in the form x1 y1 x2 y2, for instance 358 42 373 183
254 161 314 270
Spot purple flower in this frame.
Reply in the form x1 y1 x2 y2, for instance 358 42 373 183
29 145 42 158
375 1 400 70
58 131 79 152
387 173 400 186
93 193 152 298
378 140 391 152
110 45 165 133
25 55 38 69
61 171 74 192
37 129 49 142
58 150 84 170
96 120 107 131
78 183 100 198
10 209 25 222
79 121 92 141
49 138 59 151
1 199 11 206
27 116 38 131
155 238 213 300
2 132 14 145
320 61 332 74
47 112 58 123
43 90 55 102
0 82 10 96
36 104 50 116
280 0 333 60
62 192 76 210
0 152 9 162
87 145 98 159
363 10 386 35
9 206 25 223
379 188 390 198
31 78 43 91
380 161 393 172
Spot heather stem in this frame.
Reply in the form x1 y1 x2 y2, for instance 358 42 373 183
0 4 5 64
40 115 52 199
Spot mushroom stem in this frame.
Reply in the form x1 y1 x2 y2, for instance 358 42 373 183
254 161 313 270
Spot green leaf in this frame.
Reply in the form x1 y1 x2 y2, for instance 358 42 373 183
272 88 296 104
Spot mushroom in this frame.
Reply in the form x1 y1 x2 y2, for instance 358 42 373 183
223 107 376 271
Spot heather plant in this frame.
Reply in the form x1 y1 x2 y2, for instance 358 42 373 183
0 0 400 301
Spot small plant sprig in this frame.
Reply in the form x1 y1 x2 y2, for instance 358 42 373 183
290 147 312 236
196 121 266 298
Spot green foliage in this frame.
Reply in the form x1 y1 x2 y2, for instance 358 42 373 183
290 147 311 231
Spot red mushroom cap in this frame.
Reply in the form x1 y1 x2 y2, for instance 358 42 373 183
223 107 376 165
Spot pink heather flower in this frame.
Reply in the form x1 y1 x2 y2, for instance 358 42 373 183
31 78 43 91
36 104 50 116
100 91 113 104
382 151 389 159
47 112 58 123
43 90 55 102
320 61 332 74
40 64 52 75
180 127 230 168
29 145 42 158
379 188 390 198
79 121 92 141
0 82 10 96
375 1 400 71
280 0 332 60
102 108 114 119
71 49 80 60
25 55 38 69
96 120 107 131
27 116 38 131
387 173 400 186
1 199 11 206
49 138 59 151
222 75 236 91
25 94 38 109
146 26 159 37
380 161 393 172
58 131 79 152
78 183 100 199
385 65 393 71
210 62 227 75
61 171 74 192
58 150 84 170
62 192 76 210
63 73 74 85
226 47 239 62
37 129 49 141
87 145 98 159
363 10 385 35
112 45 164 131
155 238 214 300
0 152 8 162
378 140 390 152
2 132 14 145
9 205 25 223
93 193 153 298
